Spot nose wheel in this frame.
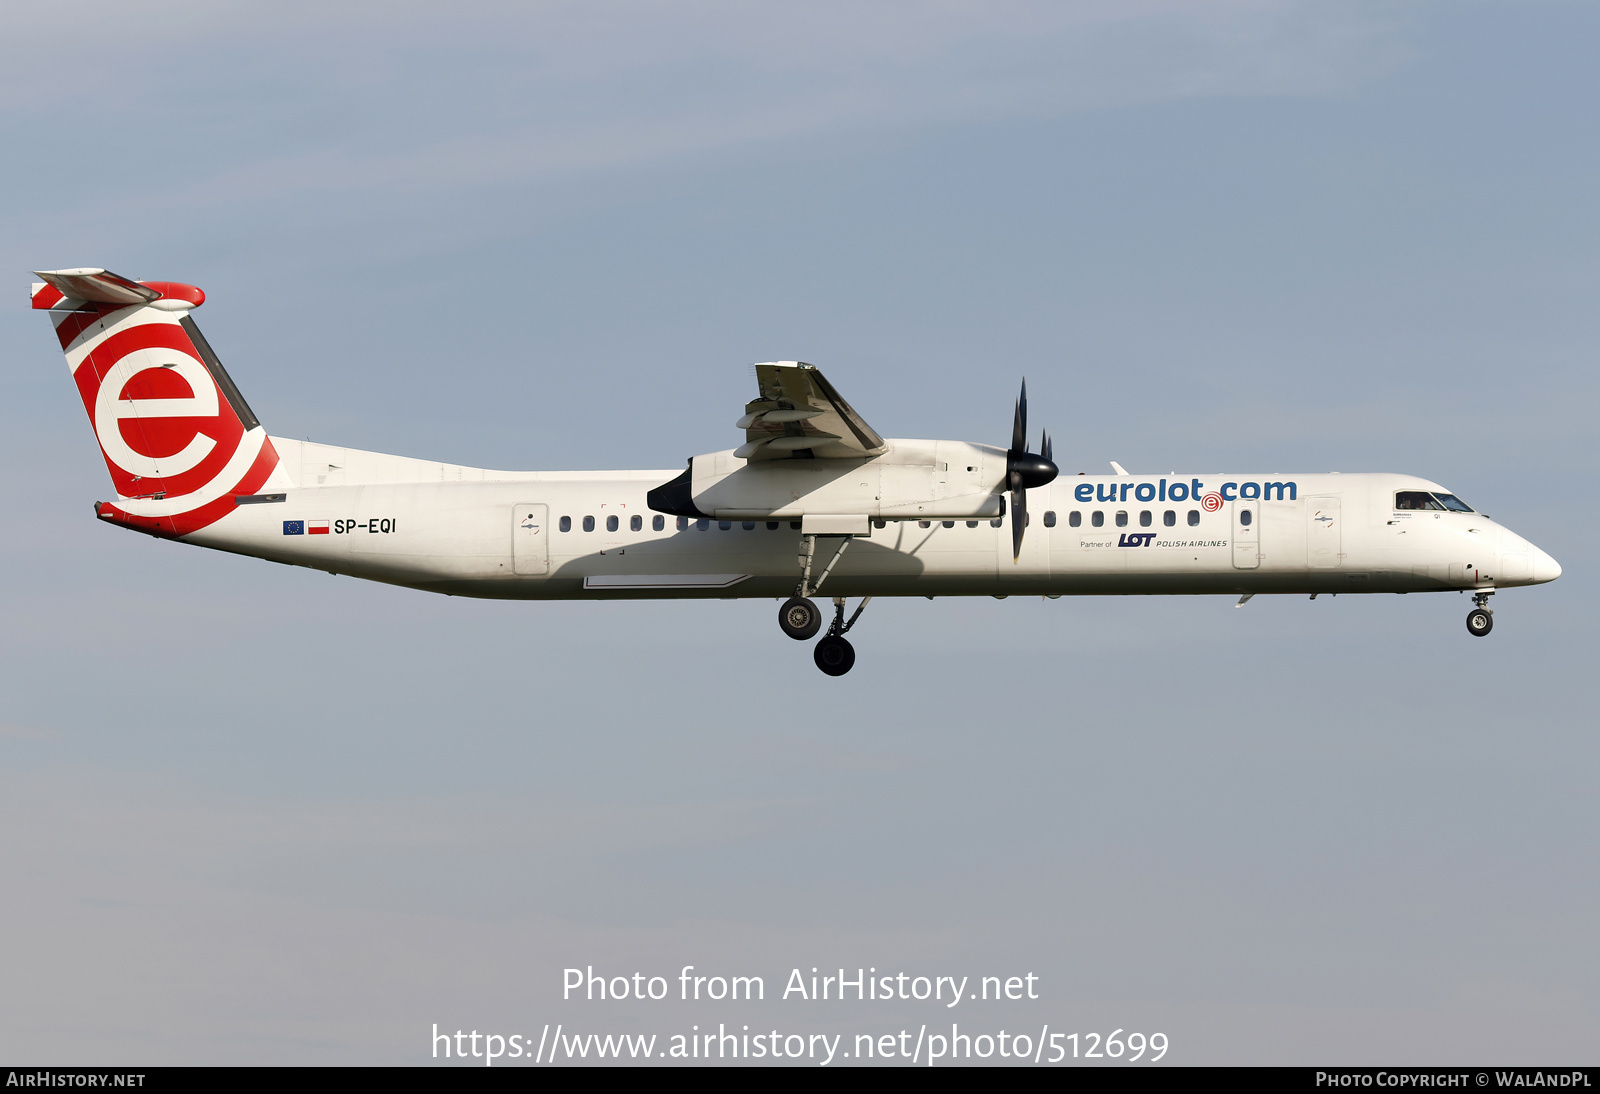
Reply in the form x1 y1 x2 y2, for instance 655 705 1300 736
1466 590 1494 637
1466 607 1493 637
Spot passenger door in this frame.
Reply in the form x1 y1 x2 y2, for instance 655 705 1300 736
513 503 549 575
1307 497 1341 569
1232 501 1260 569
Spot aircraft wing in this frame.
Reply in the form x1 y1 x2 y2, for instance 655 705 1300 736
733 362 887 461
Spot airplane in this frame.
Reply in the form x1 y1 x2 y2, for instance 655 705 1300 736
31 267 1562 676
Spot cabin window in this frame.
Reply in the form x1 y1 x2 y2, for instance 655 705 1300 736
1163 510 1176 527
1240 509 1253 526
676 516 688 530
873 519 886 528
966 521 978 528
990 518 1003 528
942 520 955 528
1188 509 1200 526
697 519 710 531
742 521 755 530
767 521 780 530
654 515 665 531
630 515 642 531
606 515 619 532
1043 511 1056 528
1434 493 1474 513
918 520 931 528
719 521 732 530
1139 510 1152 527
1395 491 1445 511
791 521 802 530
582 515 595 532
1091 511 1104 527
1069 511 1082 527
1115 511 1128 527
559 516 571 532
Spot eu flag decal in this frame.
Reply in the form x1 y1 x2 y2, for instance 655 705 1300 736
283 520 305 535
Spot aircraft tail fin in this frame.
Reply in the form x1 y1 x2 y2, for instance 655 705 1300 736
33 268 282 537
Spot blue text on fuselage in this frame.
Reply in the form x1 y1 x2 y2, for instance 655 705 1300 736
1072 479 1297 504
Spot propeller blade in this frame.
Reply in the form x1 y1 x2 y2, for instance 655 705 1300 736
1002 378 1055 562
1011 379 1027 455
1011 486 1027 561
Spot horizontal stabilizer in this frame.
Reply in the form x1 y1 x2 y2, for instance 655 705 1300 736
33 268 160 307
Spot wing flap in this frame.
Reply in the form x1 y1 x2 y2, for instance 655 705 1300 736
740 362 886 461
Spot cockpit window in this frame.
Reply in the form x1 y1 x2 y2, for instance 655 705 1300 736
1395 490 1475 513
1395 491 1444 511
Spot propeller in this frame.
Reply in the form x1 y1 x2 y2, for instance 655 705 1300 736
1005 379 1059 561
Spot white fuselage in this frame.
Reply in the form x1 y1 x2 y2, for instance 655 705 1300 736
174 438 1561 601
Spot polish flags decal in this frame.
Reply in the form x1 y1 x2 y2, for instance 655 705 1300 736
282 520 330 536
308 520 329 535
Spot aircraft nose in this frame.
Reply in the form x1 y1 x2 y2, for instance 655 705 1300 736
1531 547 1562 584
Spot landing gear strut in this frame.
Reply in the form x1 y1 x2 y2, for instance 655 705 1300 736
781 531 869 672
780 532 856 643
1466 589 1494 638
813 596 871 676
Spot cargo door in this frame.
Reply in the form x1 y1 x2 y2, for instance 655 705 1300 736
1232 500 1260 570
513 503 549 575
1307 497 1341 569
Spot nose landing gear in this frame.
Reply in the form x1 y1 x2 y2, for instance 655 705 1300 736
1466 589 1494 637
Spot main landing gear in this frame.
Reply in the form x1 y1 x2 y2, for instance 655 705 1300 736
1466 589 1494 638
815 596 871 676
779 595 872 675
780 533 870 674
779 596 823 640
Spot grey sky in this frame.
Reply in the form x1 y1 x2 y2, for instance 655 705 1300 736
1 0 1594 1064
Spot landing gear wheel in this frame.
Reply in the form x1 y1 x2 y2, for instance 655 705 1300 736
814 635 856 676
779 596 823 640
1466 608 1493 637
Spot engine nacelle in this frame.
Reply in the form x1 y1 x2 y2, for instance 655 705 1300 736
648 439 1007 521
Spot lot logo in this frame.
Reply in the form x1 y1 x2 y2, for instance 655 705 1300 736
1201 492 1224 512
1118 532 1156 547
